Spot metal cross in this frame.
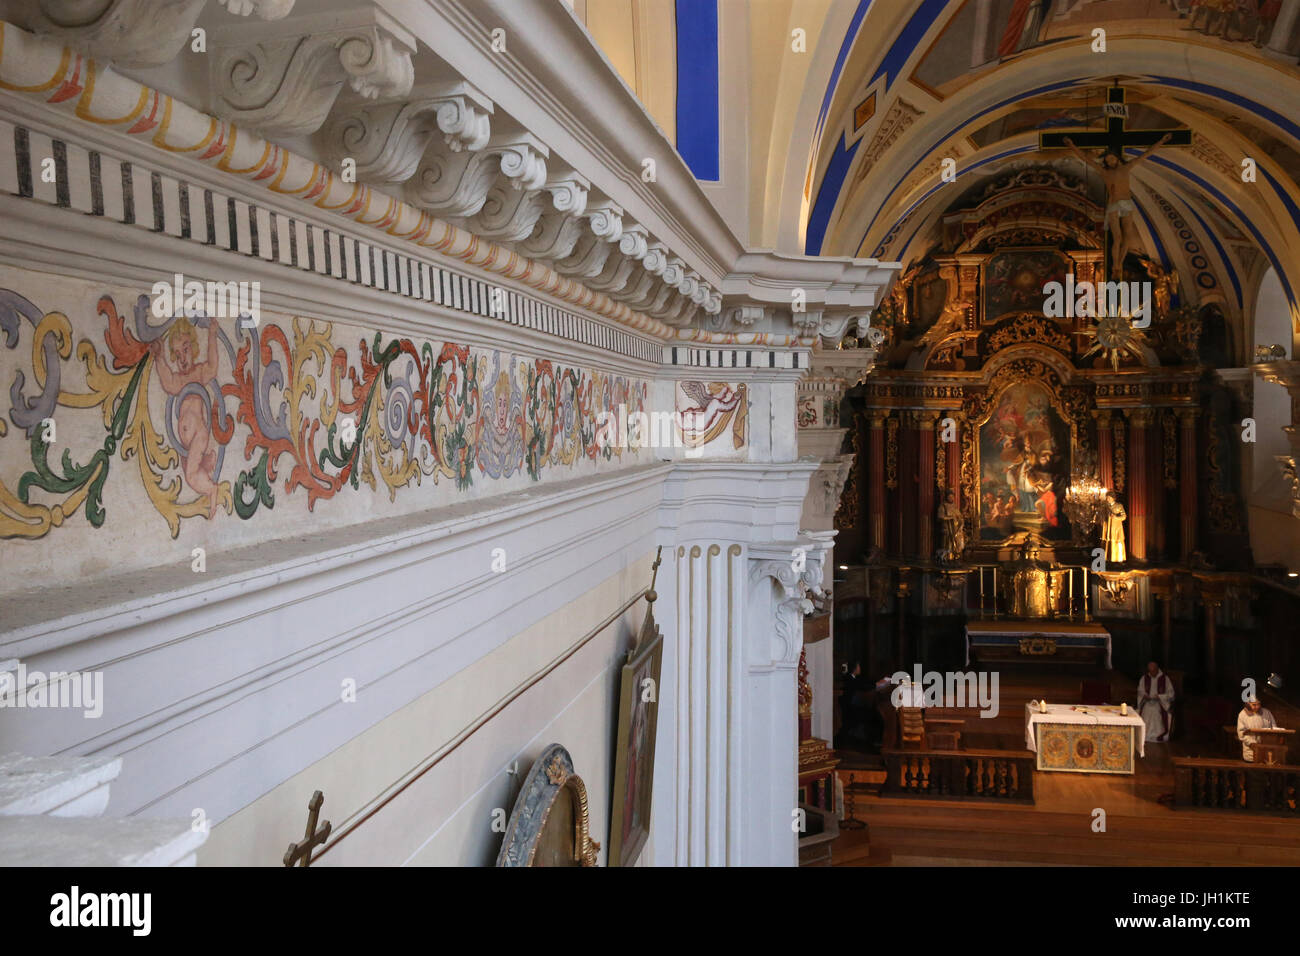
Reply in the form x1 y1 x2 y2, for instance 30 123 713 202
283 790 331 867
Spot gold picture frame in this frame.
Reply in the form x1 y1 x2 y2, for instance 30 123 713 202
608 549 664 868
495 743 600 867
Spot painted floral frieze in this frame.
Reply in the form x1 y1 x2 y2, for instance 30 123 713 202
0 283 647 543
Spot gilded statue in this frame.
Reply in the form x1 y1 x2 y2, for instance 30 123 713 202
1100 492 1127 564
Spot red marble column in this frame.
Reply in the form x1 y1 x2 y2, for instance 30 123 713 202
1179 410 1199 560
1126 409 1151 562
899 420 916 556
1112 415 1127 496
1096 411 1114 491
868 412 887 554
917 412 936 559
1149 419 1165 560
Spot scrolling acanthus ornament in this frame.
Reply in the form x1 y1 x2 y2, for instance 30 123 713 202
212 15 416 136
749 546 828 668
14 0 294 69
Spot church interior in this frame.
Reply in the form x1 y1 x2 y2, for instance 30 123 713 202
1 0 1299 875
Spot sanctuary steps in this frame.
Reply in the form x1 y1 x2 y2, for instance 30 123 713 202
834 800 1300 867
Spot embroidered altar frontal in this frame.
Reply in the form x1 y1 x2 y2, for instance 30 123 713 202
1035 722 1135 774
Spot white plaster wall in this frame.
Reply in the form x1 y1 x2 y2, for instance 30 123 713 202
200 548 655 867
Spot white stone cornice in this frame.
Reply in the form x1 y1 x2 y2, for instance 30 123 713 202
585 200 624 241
219 0 295 17
406 145 500 218
661 256 687 288
793 308 824 339
428 79 494 152
727 305 769 328
816 310 857 346
322 81 495 185
612 269 658 307
495 134 549 192
212 13 415 135
520 206 585 261
471 179 548 242
586 249 639 294
549 200 621 278
543 173 590 218
555 230 611 279
640 242 670 277
809 344 879 388
678 269 700 300
14 0 208 68
617 223 649 261
0 17 899 346
324 99 439 184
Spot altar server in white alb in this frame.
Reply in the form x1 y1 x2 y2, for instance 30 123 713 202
1136 660 1174 743
1236 697 1277 762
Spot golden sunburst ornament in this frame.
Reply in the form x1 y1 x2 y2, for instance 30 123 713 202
1078 313 1146 371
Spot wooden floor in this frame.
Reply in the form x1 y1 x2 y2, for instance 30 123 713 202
832 667 1300 866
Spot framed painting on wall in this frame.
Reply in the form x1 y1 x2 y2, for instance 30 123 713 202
608 550 665 867
976 381 1072 543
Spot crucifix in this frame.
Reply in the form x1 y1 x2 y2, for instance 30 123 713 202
1040 81 1190 278
283 790 332 867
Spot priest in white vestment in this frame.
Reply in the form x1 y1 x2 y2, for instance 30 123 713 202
1136 661 1174 743
1236 698 1277 762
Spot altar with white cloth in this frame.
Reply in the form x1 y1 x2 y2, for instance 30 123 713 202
1025 703 1146 774
966 621 1111 668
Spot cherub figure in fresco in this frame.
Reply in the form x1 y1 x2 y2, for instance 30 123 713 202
149 315 222 518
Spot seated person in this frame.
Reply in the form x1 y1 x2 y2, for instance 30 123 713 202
1236 697 1277 762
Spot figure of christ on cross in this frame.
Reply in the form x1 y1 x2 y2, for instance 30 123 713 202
1039 83 1191 278
1064 133 1171 279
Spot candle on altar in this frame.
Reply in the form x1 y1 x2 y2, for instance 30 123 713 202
1121 702 1128 715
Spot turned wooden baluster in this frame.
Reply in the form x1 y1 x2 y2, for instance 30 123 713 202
1008 762 1019 798
1193 768 1204 807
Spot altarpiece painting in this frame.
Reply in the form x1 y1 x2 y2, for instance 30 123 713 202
977 382 1072 542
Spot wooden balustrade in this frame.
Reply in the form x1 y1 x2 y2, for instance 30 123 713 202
1173 758 1300 815
882 748 1035 803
